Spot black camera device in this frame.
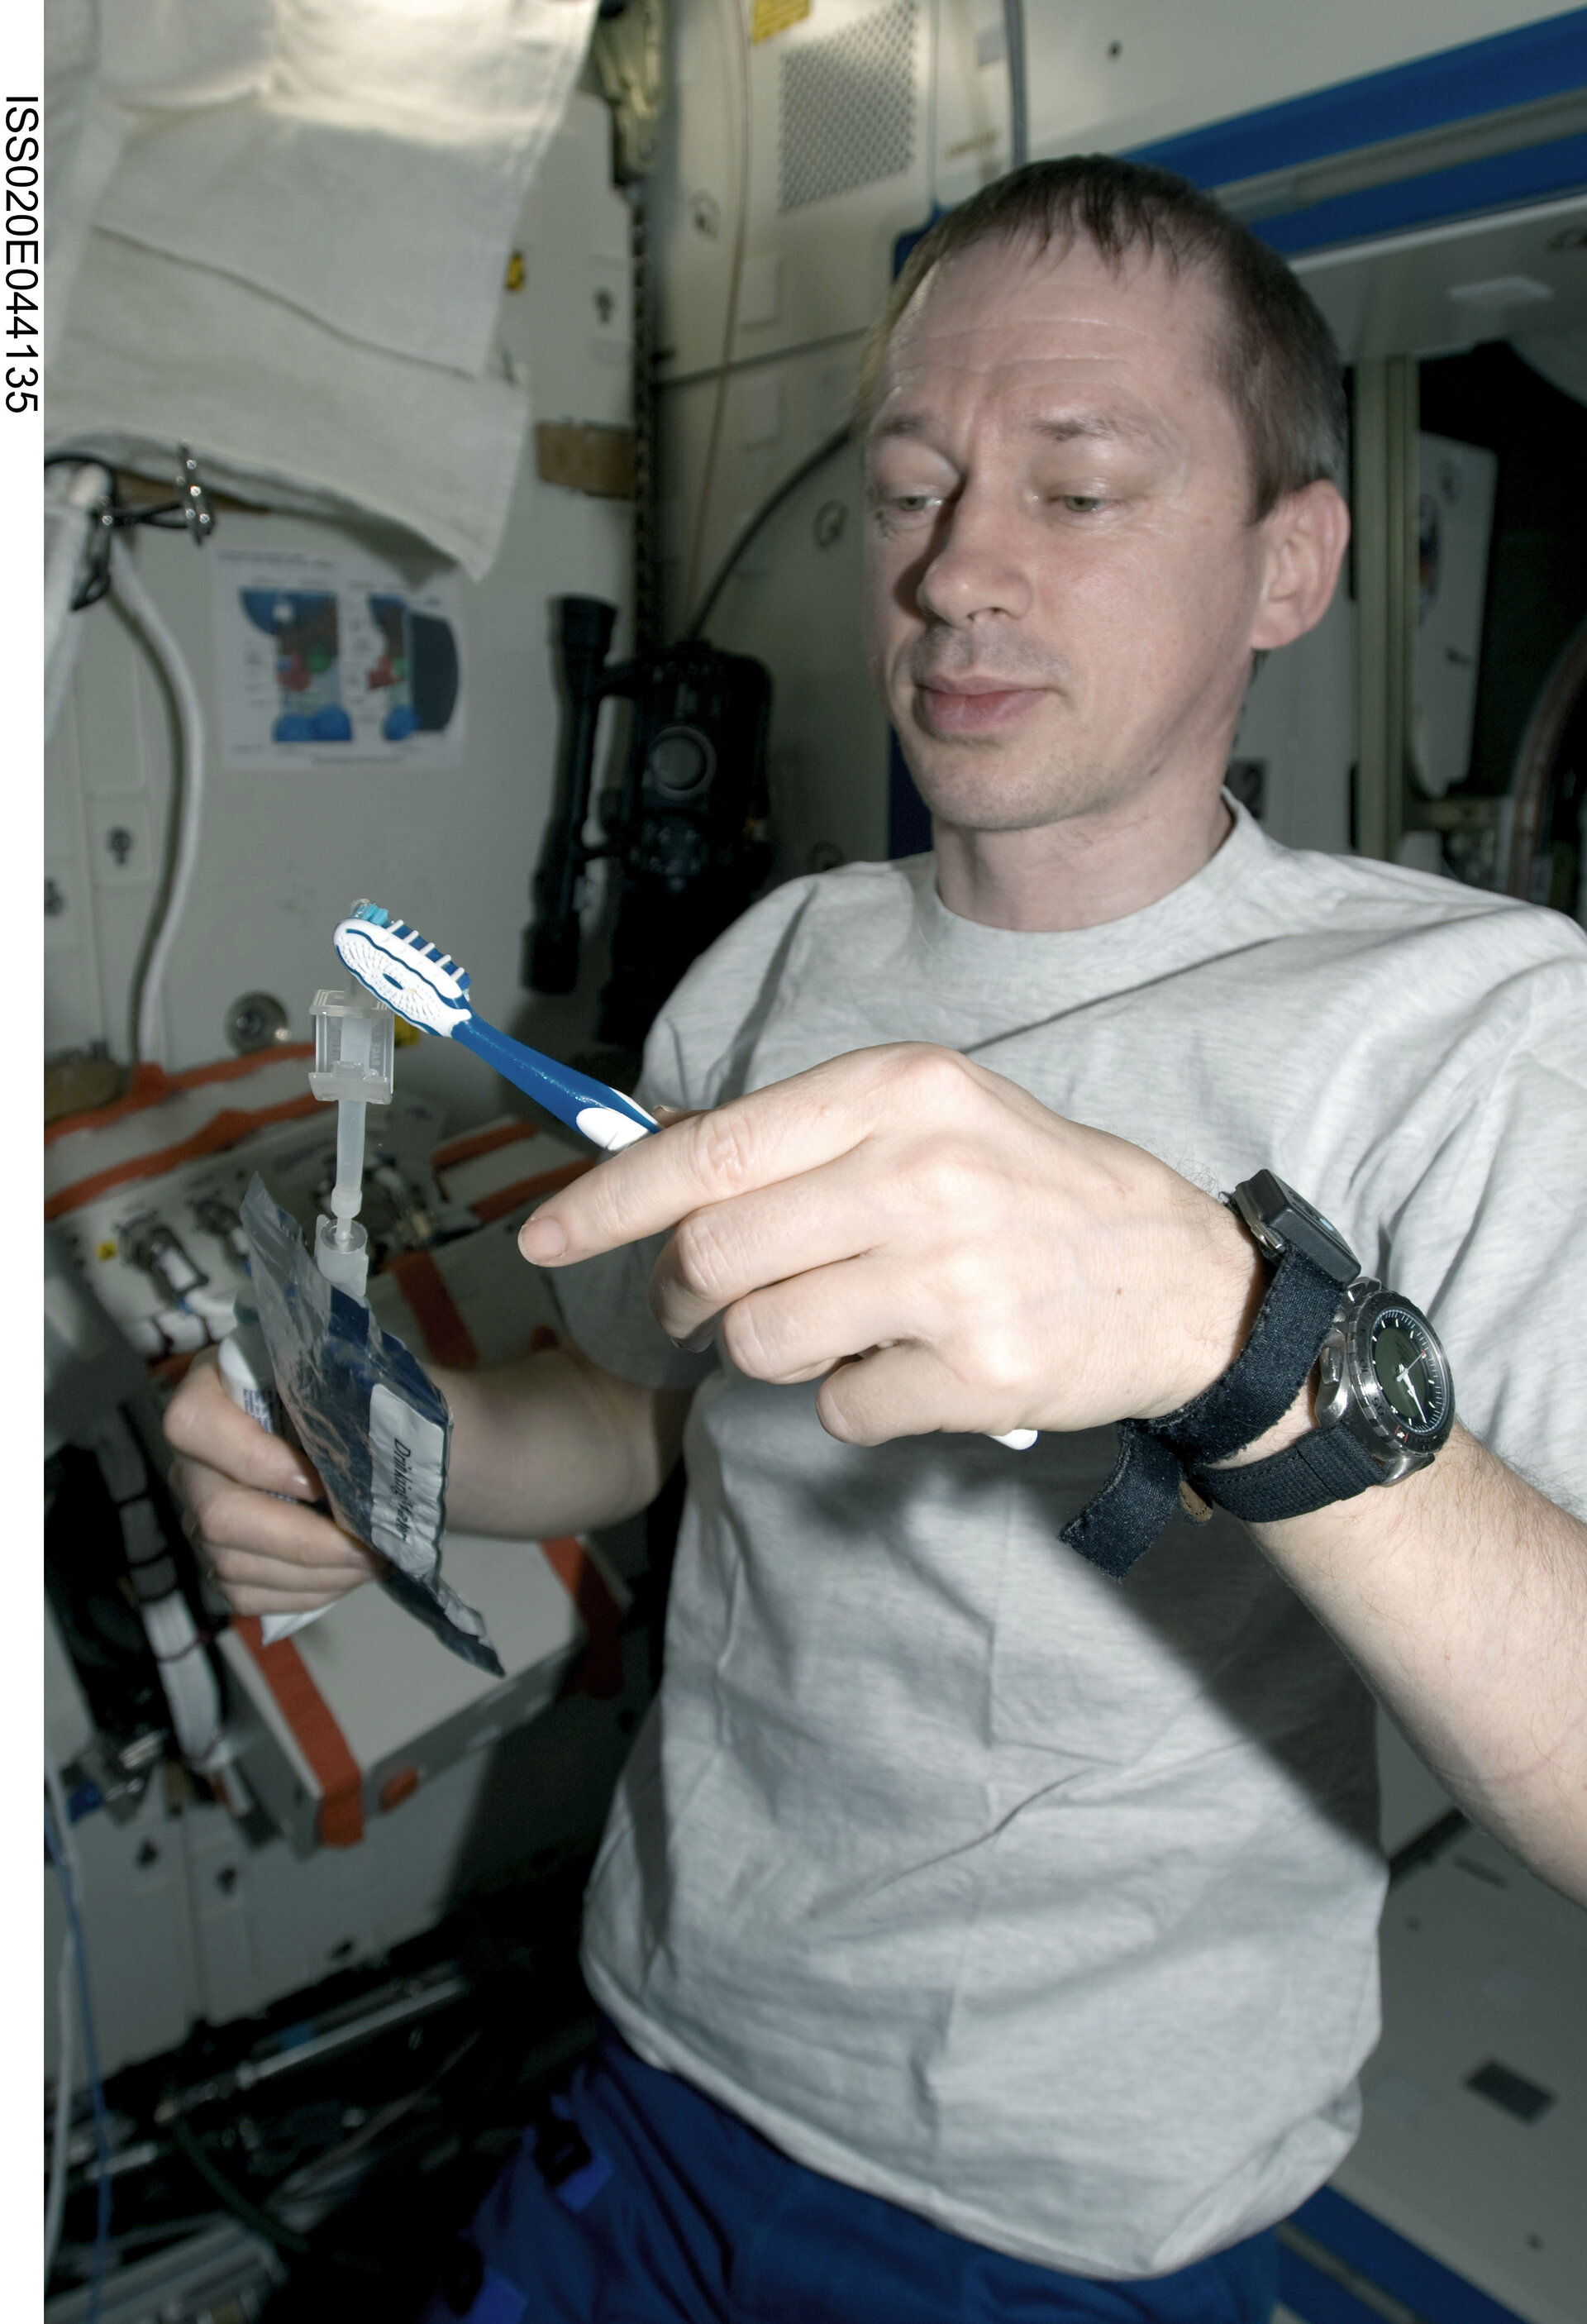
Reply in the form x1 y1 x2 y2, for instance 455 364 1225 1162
529 597 773 1051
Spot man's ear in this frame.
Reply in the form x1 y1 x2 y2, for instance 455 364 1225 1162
1249 480 1351 652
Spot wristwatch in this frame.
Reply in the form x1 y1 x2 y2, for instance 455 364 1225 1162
1188 1172 1456 1525
1059 1169 1456 1576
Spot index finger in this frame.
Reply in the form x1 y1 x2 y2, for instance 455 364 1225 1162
518 1046 929 1266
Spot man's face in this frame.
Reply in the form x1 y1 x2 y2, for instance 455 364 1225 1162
863 233 1286 835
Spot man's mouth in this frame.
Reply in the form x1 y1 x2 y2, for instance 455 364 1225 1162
913 675 1046 735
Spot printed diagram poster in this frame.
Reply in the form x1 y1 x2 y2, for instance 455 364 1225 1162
212 547 466 771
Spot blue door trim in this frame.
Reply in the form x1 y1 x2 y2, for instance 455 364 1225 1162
1291 2188 1532 2324
1253 127 1587 255
1277 2240 1391 2324
1123 9 1587 191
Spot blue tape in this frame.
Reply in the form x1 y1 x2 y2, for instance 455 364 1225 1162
1126 10 1587 188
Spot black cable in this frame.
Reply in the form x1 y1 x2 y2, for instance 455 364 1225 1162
1003 0 1029 169
45 449 204 610
684 423 853 642
169 2116 311 2257
164 2021 488 2279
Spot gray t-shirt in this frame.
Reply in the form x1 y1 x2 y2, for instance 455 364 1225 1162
553 804 1587 2279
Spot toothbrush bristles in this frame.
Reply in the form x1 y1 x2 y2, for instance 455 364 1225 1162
344 901 470 996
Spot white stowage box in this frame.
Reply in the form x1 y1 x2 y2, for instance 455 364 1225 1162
219 1525 628 1859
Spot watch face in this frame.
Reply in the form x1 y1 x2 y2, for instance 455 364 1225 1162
1367 1305 1451 1438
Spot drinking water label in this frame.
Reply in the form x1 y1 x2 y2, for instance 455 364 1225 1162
369 1385 447 1568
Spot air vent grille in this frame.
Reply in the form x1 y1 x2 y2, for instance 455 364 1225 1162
779 0 917 213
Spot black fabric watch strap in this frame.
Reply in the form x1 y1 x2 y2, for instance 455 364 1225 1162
1058 1241 1345 1580
1148 1243 1345 1467
1058 1423 1187 1581
1189 1424 1383 1523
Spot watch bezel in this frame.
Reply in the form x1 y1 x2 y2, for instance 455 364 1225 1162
1318 1282 1454 1475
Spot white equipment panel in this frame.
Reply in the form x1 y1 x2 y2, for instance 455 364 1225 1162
1019 2 1570 182
45 90 635 1124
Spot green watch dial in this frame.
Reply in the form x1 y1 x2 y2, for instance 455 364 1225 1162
1370 1306 1451 1434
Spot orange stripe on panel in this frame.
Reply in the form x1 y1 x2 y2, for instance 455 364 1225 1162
385 1249 480 1370
44 1046 316 1145
45 1095 323 1219
431 1118 540 1171
234 1616 365 1847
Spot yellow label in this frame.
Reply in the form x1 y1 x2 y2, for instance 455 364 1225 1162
393 1018 422 1047
751 0 811 44
97 1239 117 1262
503 250 525 293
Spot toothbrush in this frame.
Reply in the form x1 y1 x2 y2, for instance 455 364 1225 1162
332 903 1037 1451
332 903 658 1153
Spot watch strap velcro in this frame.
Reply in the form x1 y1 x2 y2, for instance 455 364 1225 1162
1150 1243 1345 1467
1058 1242 1346 1579
1059 1424 1186 1580
1189 1424 1382 1523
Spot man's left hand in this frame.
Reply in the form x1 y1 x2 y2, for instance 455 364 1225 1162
521 1044 1262 1445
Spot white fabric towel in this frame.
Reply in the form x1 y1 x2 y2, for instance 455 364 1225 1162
45 0 599 576
45 0 275 360
49 231 532 580
91 0 598 378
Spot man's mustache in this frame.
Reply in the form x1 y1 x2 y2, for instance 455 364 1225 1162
906 647 1070 691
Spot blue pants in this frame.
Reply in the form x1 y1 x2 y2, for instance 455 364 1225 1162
420 2019 1278 2324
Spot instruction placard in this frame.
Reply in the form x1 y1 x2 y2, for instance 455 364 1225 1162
212 547 467 771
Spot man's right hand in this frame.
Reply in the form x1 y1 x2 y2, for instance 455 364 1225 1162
164 1351 383 1616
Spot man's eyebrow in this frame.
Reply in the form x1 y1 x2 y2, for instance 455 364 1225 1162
1029 412 1157 445
867 413 936 445
867 408 1164 449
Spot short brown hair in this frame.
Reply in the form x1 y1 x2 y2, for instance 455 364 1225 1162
855 155 1346 521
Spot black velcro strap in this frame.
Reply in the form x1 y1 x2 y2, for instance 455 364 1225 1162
1059 1424 1184 1580
1058 1241 1346 1580
1151 1245 1345 1467
1190 1425 1381 1523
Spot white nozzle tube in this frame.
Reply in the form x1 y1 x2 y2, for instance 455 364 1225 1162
332 1098 367 1249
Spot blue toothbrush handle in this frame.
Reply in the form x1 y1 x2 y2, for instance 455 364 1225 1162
453 1015 659 1151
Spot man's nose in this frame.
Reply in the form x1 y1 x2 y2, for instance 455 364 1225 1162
914 484 1032 626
